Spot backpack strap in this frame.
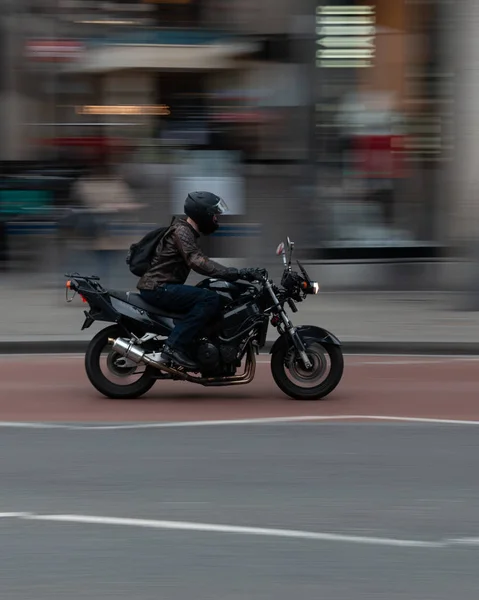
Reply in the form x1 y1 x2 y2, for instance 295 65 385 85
154 217 176 256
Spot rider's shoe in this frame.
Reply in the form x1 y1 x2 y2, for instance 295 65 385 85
159 345 198 371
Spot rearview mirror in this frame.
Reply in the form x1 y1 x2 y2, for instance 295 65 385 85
276 242 287 267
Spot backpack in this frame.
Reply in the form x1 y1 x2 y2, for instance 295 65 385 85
126 218 174 277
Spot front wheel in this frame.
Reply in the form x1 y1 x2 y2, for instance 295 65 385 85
85 325 156 400
271 340 344 400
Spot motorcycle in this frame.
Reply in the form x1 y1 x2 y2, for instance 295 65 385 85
65 237 344 401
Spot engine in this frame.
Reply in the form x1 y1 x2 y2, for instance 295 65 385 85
195 340 241 373
219 344 239 365
196 341 220 371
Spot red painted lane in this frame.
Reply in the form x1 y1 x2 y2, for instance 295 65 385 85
0 356 479 422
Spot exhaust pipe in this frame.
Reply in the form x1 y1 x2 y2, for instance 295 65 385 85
108 337 188 380
108 337 256 386
109 337 146 365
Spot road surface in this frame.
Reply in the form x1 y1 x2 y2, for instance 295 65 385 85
1 355 479 599
1 354 479 422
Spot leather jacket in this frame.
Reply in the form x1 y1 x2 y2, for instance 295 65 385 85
137 218 239 291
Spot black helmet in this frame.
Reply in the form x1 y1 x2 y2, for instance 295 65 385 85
184 191 229 235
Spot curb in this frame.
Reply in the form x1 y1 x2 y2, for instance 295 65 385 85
1 341 479 356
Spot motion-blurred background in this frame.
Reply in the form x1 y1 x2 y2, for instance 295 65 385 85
0 0 475 306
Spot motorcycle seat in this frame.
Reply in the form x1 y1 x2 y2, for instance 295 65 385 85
108 290 185 320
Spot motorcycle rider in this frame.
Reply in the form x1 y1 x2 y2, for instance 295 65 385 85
137 191 263 370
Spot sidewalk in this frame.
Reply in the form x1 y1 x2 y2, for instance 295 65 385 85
3 277 479 353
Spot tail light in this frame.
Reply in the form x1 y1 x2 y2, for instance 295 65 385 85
66 279 79 292
65 279 87 303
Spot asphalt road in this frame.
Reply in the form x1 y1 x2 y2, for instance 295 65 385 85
2 422 479 599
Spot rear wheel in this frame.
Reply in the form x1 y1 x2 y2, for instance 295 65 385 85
85 325 156 399
271 340 344 400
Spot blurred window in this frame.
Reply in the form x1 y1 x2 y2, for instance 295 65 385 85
314 0 443 258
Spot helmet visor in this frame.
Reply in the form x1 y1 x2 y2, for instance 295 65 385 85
213 197 230 215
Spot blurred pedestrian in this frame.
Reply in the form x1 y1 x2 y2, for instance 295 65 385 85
66 153 142 287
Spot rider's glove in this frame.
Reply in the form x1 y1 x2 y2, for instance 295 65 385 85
238 268 266 282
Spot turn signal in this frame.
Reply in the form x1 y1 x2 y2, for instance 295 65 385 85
66 280 71 289
303 281 320 294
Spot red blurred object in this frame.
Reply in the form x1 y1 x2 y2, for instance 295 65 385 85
212 111 272 123
25 40 84 62
271 315 280 326
40 137 128 149
353 135 407 179
34 136 133 162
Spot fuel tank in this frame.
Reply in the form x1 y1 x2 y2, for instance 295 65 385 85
196 278 251 303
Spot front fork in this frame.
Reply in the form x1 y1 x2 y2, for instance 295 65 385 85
265 280 312 370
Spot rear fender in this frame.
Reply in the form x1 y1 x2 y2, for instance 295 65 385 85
109 297 174 337
79 291 121 325
71 282 168 337
270 325 341 355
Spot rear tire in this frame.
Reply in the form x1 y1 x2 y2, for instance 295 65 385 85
271 341 344 401
85 325 156 400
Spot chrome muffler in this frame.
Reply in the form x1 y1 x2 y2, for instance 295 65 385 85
108 337 188 380
109 337 146 364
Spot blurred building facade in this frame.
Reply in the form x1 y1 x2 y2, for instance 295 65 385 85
0 0 467 289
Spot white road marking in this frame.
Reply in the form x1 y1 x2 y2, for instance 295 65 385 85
21 513 440 548
3 354 479 367
345 359 479 366
347 353 479 360
0 353 86 360
1 415 479 430
0 421 73 429
340 416 479 426
0 417 324 430
1 511 479 550
449 538 479 546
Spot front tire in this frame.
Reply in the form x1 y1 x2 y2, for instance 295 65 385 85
85 325 156 400
271 340 344 400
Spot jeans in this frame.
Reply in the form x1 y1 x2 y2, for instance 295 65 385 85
140 284 221 351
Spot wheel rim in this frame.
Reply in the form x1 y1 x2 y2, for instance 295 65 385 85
284 342 331 389
99 340 147 386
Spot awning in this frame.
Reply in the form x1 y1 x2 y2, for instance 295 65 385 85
61 41 258 74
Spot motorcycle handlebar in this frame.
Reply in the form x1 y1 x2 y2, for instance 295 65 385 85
239 268 269 283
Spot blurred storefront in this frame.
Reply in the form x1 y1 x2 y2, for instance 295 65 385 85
20 0 258 158
314 0 447 260
1 0 458 284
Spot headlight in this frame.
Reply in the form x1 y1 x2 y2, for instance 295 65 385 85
301 281 320 294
